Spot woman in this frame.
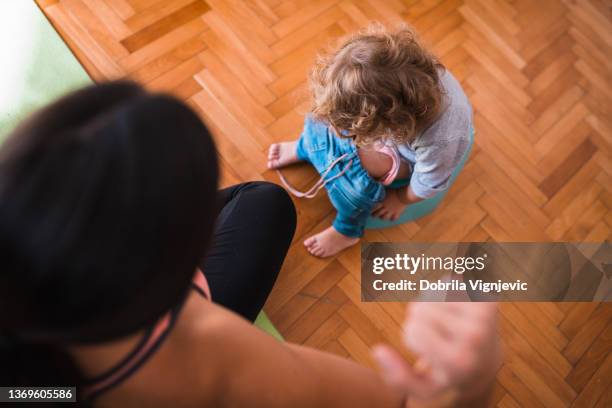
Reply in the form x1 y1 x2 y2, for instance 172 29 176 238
0 82 498 407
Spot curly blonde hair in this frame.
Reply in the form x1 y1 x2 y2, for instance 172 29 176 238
309 24 444 145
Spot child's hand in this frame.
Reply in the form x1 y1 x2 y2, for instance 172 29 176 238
373 189 408 221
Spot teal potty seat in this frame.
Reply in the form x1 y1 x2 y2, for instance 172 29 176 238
365 128 474 229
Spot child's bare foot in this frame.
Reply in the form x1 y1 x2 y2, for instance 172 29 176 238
267 141 301 169
304 226 359 257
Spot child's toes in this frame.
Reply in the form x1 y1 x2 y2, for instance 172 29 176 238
309 244 324 257
304 236 316 248
267 144 278 159
267 157 282 169
268 157 281 169
311 249 323 258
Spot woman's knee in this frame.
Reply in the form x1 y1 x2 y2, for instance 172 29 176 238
261 182 297 228
243 182 296 234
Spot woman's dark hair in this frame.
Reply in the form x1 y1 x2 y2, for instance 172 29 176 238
0 81 219 399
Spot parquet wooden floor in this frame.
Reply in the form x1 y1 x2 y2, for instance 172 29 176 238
35 0 611 406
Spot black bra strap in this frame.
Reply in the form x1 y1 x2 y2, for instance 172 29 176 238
83 303 184 403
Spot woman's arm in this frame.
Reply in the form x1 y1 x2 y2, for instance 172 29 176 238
189 300 405 407
178 295 498 408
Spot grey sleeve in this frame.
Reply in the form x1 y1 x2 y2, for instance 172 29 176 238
408 104 472 199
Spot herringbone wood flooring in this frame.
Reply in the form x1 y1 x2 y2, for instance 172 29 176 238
36 0 612 406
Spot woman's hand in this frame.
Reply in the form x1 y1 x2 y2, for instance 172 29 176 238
372 189 409 221
372 303 500 407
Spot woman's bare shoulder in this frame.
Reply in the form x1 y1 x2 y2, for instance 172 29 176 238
96 295 243 407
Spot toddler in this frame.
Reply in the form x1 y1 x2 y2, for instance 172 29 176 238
268 25 472 257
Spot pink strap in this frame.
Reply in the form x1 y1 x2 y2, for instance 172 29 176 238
374 143 401 185
277 154 353 198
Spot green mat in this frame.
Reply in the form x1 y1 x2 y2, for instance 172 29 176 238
254 311 283 341
0 1 282 341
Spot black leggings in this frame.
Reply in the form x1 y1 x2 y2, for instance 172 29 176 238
201 182 296 322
